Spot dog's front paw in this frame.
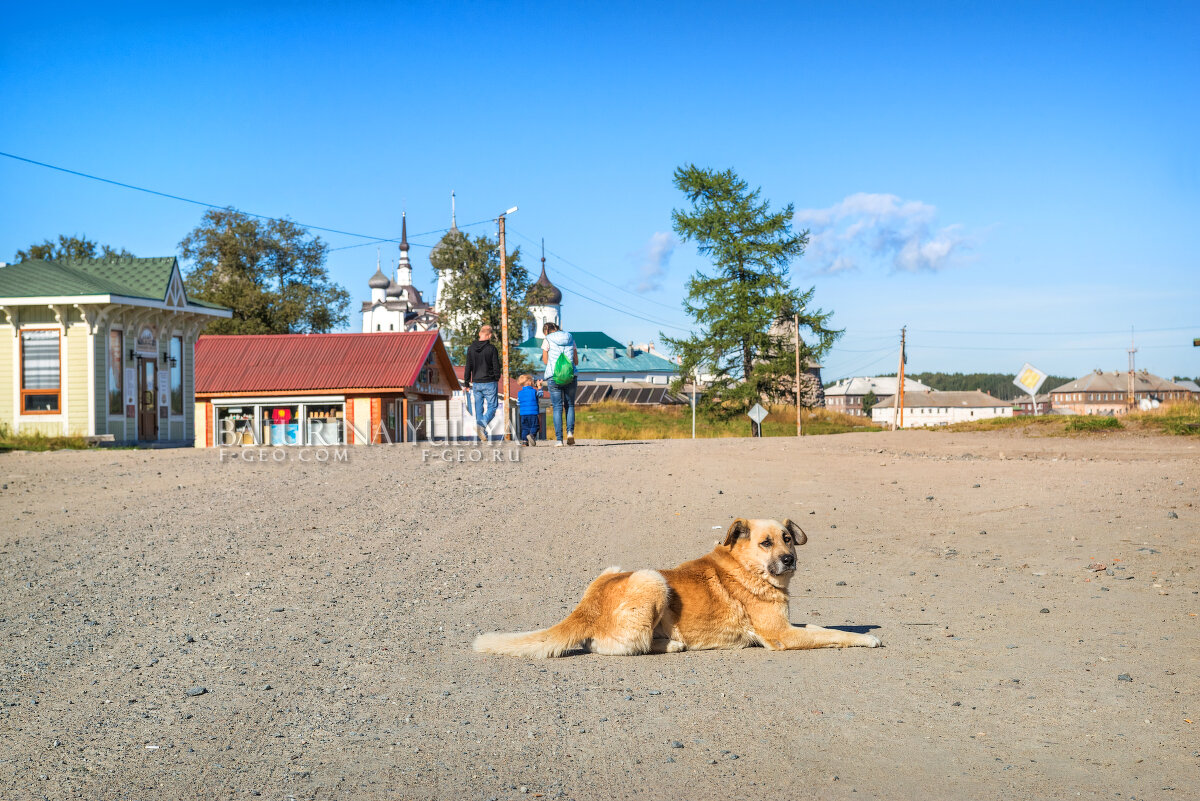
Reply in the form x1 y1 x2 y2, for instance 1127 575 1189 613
861 634 882 648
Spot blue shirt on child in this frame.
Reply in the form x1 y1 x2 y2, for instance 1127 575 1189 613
518 385 540 415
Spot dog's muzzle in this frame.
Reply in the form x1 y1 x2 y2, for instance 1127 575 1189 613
769 554 796 576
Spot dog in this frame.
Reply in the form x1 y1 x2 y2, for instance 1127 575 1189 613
473 518 881 657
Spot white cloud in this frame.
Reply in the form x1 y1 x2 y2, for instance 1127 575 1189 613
795 192 971 274
633 231 677 292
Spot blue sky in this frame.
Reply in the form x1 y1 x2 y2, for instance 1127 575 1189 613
2 1 1197 380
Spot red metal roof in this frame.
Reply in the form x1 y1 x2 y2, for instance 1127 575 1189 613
195 331 459 395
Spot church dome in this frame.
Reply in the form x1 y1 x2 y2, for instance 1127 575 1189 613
385 279 402 298
527 264 562 305
368 267 390 290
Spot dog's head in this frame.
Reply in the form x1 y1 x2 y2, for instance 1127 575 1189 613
721 518 807 587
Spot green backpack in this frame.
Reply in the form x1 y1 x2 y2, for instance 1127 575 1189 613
552 352 575 385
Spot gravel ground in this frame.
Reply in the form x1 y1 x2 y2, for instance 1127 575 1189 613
1 432 1197 800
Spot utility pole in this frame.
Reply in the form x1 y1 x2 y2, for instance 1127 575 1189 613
794 313 802 437
497 207 518 440
892 327 907 431
1127 327 1138 413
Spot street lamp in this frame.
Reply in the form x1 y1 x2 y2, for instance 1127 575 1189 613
498 206 518 440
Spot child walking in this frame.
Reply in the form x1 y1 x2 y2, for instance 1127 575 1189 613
517 374 542 446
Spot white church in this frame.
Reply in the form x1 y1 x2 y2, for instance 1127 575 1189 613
360 194 563 346
361 213 440 333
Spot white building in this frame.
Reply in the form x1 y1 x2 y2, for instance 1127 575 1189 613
871 390 1013 428
825 375 933 417
361 213 439 333
525 245 562 341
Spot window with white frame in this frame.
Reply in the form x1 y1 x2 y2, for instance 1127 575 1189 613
21 329 60 413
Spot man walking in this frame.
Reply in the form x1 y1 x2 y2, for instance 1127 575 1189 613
463 324 501 442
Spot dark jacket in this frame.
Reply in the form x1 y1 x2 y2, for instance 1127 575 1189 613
463 339 501 385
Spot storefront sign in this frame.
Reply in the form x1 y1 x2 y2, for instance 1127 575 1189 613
135 326 156 354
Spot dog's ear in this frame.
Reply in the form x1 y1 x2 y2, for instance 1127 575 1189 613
722 518 750 547
782 519 808 546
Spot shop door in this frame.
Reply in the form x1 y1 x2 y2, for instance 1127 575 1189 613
138 358 158 441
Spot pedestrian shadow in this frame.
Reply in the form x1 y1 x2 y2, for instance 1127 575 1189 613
796 623 882 634
581 441 656 447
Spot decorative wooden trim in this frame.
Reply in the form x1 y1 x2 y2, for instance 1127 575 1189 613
0 305 17 333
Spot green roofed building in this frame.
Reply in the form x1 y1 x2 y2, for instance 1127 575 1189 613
517 331 678 384
0 257 230 443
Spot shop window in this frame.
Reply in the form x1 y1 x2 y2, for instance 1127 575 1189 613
305 404 344 445
108 329 123 415
264 405 301 446
170 336 184 414
21 329 60 413
216 406 258 446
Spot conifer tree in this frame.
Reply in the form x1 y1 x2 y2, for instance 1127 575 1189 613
664 165 840 418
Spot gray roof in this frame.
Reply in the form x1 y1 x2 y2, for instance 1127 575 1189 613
368 267 390 289
1048 370 1188 394
1173 379 1199 392
874 390 1009 409
527 264 562 305
825 376 932 396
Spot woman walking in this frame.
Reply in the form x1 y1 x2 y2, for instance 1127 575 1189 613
540 322 577 446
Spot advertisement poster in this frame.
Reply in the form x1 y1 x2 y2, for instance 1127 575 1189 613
123 367 136 407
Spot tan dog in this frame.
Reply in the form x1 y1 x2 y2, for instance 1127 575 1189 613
473 518 881 657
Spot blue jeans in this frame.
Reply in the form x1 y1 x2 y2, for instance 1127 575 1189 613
547 379 577 441
520 414 541 441
471 381 499 427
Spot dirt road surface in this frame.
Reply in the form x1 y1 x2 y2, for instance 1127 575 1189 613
1 432 1197 800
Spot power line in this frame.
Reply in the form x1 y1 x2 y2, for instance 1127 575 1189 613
509 228 685 314
857 324 1199 337
328 217 498 252
829 348 900 378
908 343 1192 352
0 149 417 245
552 277 694 333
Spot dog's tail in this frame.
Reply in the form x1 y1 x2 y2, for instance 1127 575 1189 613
473 566 626 658
472 613 591 659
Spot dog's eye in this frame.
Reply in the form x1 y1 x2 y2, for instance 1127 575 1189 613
783 535 792 544
760 539 772 548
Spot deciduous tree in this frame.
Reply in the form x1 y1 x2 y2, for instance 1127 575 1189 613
431 229 534 372
663 165 840 419
15 235 133 262
180 208 349 335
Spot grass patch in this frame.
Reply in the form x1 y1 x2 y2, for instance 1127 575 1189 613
0 423 93 452
1065 416 1123 432
1126 400 1200 435
572 402 881 440
938 401 1200 436
940 415 1065 433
